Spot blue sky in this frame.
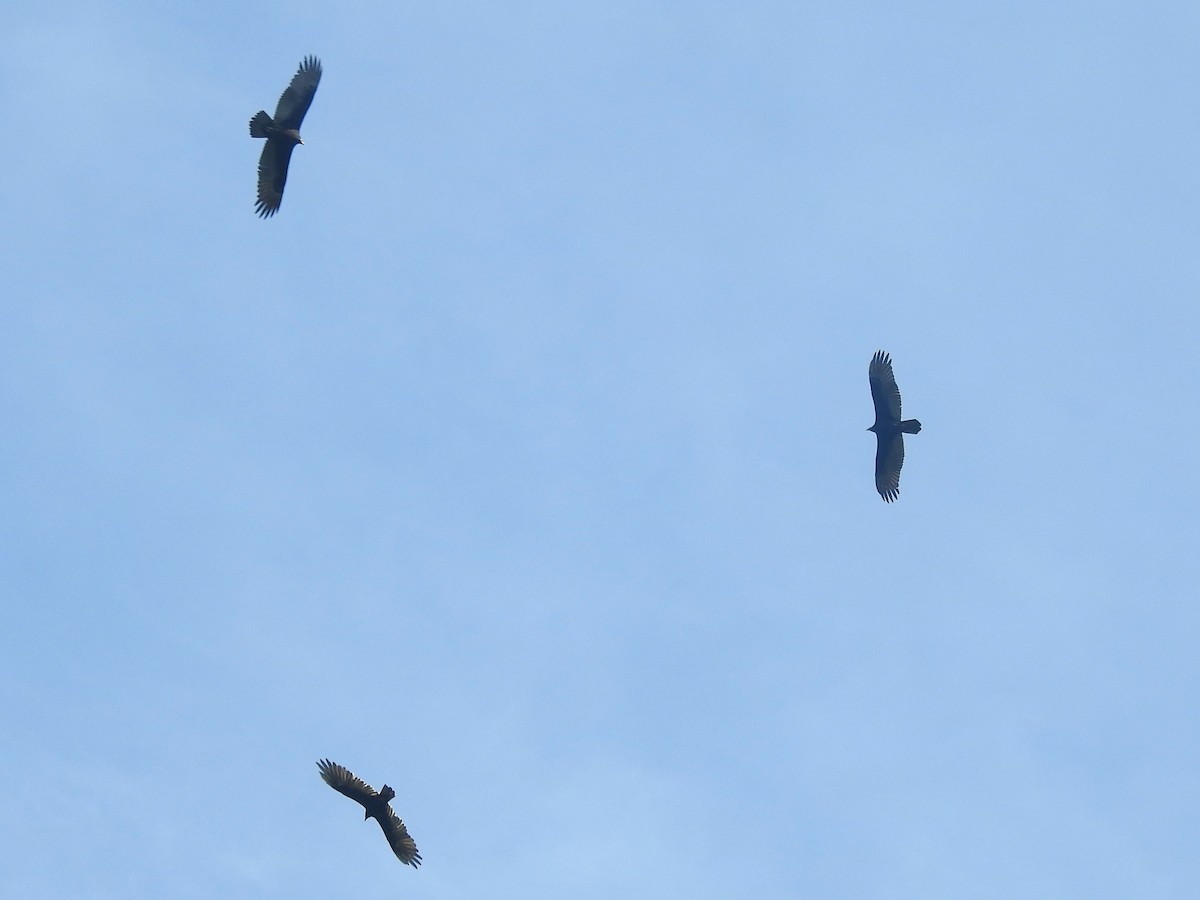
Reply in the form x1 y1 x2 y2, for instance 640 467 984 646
3 2 1199 897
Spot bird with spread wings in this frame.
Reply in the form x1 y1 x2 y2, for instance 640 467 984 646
317 759 422 867
867 351 922 502
248 56 322 217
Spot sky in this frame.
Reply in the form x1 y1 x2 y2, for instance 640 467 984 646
2 2 1199 897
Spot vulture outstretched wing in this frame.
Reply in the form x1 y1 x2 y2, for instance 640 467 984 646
255 140 296 218
874 431 905 503
317 758 380 805
375 803 422 867
273 56 322 129
317 759 422 868
868 350 903 423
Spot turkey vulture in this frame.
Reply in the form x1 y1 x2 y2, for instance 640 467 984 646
317 759 422 867
248 56 322 217
867 350 922 502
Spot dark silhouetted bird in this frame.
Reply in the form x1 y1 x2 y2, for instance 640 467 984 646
249 56 322 217
867 350 922 502
317 759 422 867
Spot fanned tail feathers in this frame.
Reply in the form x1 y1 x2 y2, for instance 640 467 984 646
249 110 273 137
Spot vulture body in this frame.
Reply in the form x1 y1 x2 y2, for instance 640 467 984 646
867 350 922 502
249 56 322 217
317 759 421 867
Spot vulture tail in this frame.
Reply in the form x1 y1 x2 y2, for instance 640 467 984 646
249 111 273 137
379 785 396 803
900 419 922 434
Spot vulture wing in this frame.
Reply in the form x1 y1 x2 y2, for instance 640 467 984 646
273 56 322 130
317 758 379 808
874 431 905 503
375 803 423 867
254 140 296 218
868 350 903 426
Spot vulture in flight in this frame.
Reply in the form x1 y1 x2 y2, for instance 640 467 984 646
317 759 422 867
867 350 922 502
248 56 322 217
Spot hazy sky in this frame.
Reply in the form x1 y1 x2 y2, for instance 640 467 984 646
3 3 1199 898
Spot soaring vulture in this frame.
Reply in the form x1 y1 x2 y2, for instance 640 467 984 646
867 350 922 502
317 759 422 867
248 56 322 217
